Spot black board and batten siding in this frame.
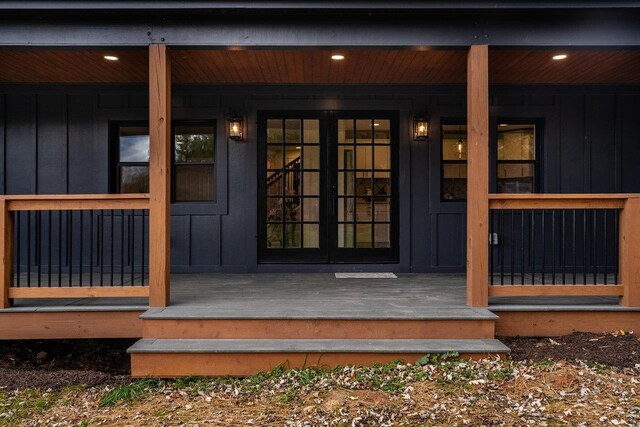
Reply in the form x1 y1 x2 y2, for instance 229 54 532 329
0 84 639 273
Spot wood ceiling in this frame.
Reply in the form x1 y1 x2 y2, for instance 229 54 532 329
0 49 639 85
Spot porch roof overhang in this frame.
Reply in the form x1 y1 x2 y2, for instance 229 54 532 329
1 48 639 86
1 5 640 48
1 1 639 11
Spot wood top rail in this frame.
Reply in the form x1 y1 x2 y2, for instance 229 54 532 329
0 194 150 211
489 194 640 210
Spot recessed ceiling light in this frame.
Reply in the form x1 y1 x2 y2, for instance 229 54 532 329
499 123 509 127
373 122 380 127
104 55 119 61
552 54 568 61
331 54 345 61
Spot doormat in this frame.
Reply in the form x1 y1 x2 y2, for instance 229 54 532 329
334 272 398 279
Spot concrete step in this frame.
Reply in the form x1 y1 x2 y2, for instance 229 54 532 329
128 338 510 377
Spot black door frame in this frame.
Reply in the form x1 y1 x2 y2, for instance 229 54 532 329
257 110 399 264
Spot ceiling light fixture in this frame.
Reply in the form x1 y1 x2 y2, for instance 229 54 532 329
104 55 119 61
331 54 345 61
552 54 568 61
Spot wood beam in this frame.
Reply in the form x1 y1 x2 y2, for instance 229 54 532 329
9 286 150 299
148 44 171 307
466 45 489 307
488 285 624 297
0 200 13 308
619 197 640 306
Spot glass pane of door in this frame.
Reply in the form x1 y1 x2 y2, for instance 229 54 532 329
336 119 392 249
265 118 321 250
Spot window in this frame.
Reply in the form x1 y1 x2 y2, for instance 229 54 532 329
496 122 537 193
117 125 150 193
441 122 467 201
113 121 216 202
173 124 216 202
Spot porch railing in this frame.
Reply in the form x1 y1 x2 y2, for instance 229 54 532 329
488 194 640 302
0 194 150 307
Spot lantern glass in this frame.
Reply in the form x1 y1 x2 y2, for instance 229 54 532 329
228 118 243 141
414 118 429 140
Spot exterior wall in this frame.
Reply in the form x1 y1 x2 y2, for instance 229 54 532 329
1 84 639 273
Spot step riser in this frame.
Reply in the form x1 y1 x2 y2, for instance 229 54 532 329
142 319 495 339
131 352 505 378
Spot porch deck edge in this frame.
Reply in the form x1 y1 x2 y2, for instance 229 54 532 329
489 305 640 312
140 307 499 320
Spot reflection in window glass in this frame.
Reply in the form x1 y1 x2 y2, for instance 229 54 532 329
441 123 467 201
119 127 149 162
497 123 536 194
174 125 215 202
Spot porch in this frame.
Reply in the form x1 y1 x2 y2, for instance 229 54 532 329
1 43 640 375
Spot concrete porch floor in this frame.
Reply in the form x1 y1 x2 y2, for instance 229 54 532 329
3 272 622 314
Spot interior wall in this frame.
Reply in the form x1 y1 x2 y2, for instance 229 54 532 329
0 84 639 273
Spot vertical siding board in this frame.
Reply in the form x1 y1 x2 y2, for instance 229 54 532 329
589 94 617 193
68 94 102 194
559 95 586 193
5 94 37 195
0 94 5 194
619 94 640 192
190 215 219 267
37 94 68 194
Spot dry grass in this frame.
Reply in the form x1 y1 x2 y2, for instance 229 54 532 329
2 355 639 426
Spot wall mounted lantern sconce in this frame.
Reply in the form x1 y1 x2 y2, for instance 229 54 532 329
227 115 244 141
413 117 429 141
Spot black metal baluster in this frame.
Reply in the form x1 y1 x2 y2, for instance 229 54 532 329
120 209 125 286
36 211 41 287
561 210 566 285
614 210 619 285
510 209 515 285
499 210 505 285
110 209 114 286
89 211 94 286
68 210 73 287
521 209 525 285
583 209 587 285
141 210 146 286
27 211 31 288
489 211 494 285
48 211 52 287
604 210 608 286
130 210 135 286
551 210 556 285
541 209 546 285
572 209 578 285
79 211 83 287
16 212 20 288
100 210 104 287
592 209 597 285
530 210 535 284
58 211 62 287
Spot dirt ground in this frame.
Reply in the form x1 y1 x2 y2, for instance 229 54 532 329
0 333 639 426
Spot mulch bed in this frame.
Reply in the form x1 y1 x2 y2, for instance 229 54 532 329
503 331 640 369
0 339 135 391
0 333 638 390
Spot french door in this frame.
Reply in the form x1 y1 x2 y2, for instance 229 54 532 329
258 111 398 263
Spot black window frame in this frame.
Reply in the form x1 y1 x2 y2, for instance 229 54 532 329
495 118 543 194
440 118 468 202
109 120 217 202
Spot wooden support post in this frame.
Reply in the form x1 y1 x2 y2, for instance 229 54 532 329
619 197 640 307
149 44 171 307
466 45 489 307
0 199 13 308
